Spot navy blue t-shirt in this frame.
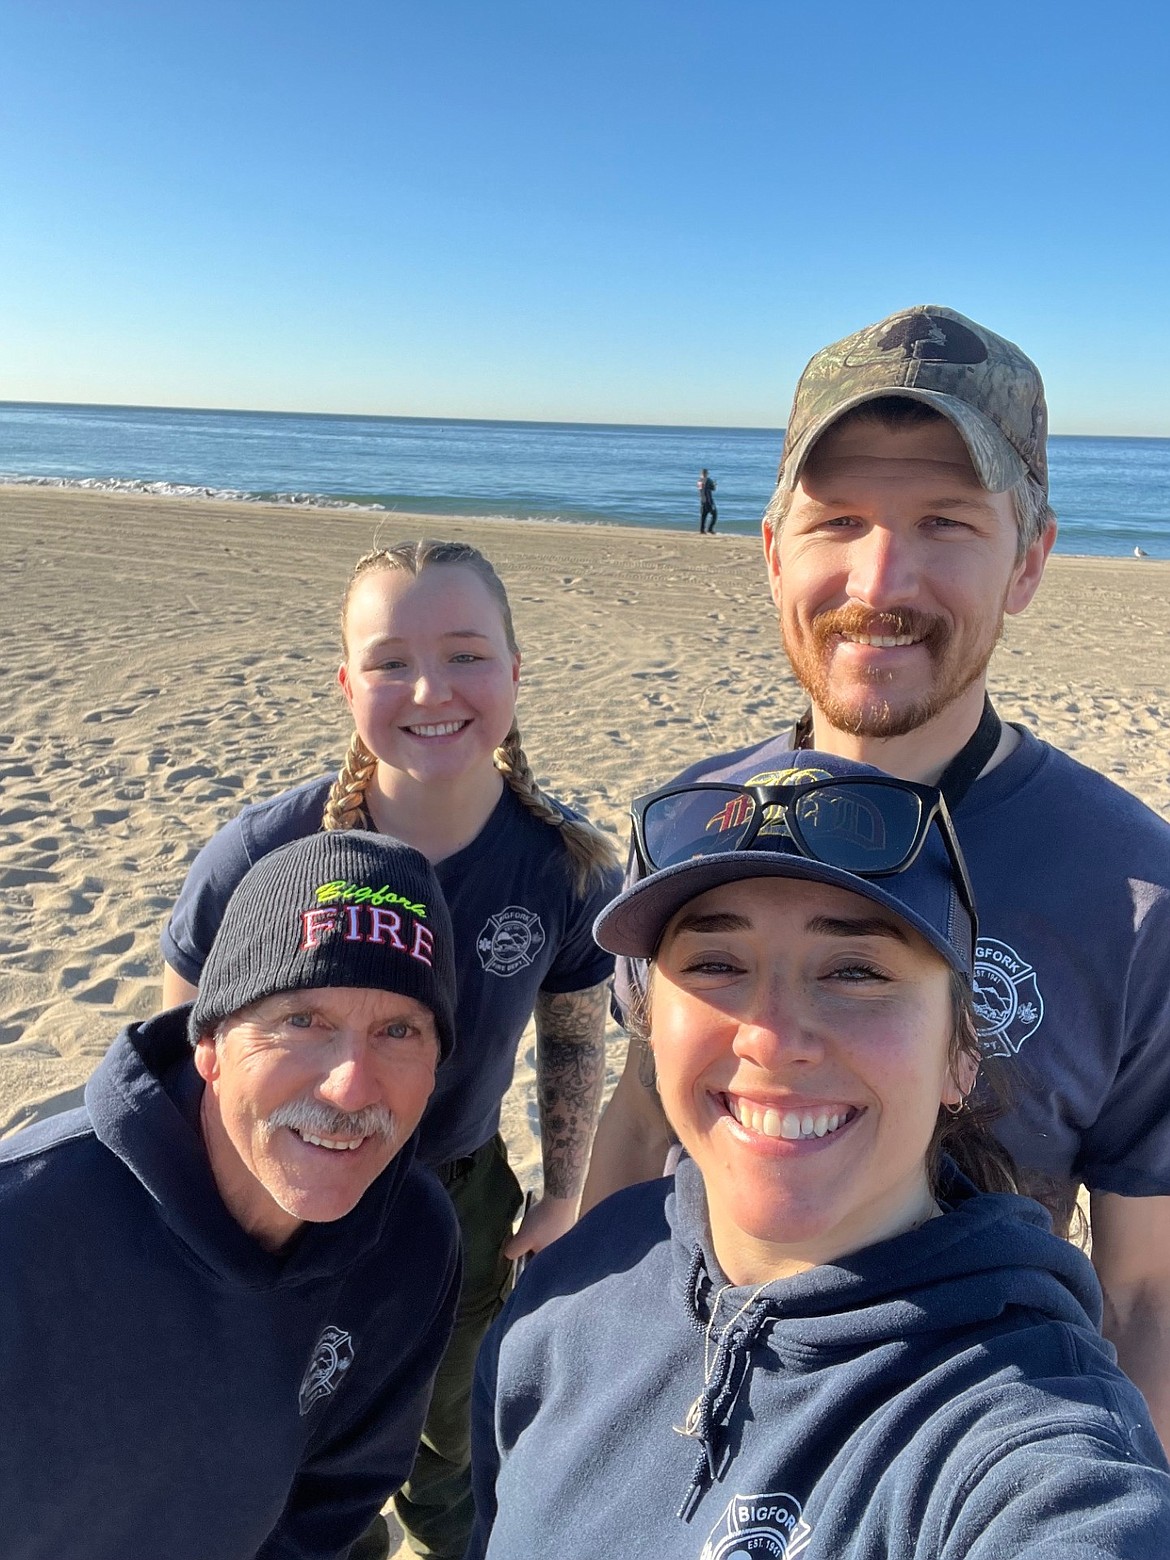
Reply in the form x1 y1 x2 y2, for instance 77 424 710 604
616 726 1170 1203
163 776 621 1164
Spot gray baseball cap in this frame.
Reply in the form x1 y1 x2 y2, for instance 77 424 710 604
773 305 1048 501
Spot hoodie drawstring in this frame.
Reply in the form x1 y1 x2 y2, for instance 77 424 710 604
675 1278 776 1519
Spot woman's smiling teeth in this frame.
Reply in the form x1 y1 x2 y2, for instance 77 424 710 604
727 1097 854 1140
406 720 469 737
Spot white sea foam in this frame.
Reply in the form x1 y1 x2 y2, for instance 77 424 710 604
0 472 389 511
0 471 614 528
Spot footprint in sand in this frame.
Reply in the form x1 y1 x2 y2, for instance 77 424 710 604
89 931 135 958
0 806 42 827
2 1081 89 1136
0 866 58 889
86 808 130 828
81 703 141 723
57 975 120 1006
6 948 57 974
165 763 218 787
21 834 60 865
35 884 101 918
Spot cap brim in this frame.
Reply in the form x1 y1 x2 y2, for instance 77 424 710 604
594 851 971 977
776 386 1027 499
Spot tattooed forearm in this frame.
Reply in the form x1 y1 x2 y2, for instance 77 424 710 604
534 981 609 1201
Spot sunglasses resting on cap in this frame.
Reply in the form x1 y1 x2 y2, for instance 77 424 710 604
595 752 978 979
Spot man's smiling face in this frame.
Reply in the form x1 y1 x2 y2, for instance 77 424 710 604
765 414 1049 740
194 986 439 1250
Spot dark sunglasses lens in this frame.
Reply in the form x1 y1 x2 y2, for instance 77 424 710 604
642 789 758 868
790 784 922 872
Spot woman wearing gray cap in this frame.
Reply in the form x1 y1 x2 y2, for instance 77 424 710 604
467 752 1170 1560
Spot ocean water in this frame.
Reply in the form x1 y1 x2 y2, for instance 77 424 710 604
1 401 1167 558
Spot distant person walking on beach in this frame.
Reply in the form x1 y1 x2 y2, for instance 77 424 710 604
586 305 1170 1452
697 468 717 532
161 539 621 1560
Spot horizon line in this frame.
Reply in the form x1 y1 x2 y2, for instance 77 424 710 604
0 395 1166 442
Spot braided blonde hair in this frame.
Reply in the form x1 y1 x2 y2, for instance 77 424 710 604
322 730 378 833
323 539 618 895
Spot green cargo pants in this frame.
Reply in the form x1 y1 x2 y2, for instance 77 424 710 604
348 1134 522 1560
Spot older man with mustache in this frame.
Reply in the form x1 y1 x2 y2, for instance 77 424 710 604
0 830 461 1560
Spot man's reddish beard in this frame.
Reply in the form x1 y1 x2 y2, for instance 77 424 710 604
782 604 996 739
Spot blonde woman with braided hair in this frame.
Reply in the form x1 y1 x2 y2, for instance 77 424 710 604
321 542 615 894
161 538 621 1560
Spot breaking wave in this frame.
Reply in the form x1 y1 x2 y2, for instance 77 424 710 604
0 471 388 511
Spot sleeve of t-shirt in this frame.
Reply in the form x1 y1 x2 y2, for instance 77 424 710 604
1077 889 1170 1196
159 815 258 985
538 859 624 996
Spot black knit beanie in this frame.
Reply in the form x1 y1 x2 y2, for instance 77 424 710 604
188 831 457 1061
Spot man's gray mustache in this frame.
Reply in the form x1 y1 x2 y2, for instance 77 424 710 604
267 1099 396 1141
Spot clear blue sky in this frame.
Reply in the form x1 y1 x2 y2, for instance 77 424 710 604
1 1 1168 432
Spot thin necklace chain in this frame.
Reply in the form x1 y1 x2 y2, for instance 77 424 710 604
702 1281 771 1381
676 1279 773 1439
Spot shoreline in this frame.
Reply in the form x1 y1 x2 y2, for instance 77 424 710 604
1 479 1165 559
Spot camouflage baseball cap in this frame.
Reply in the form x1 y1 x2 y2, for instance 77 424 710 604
774 305 1048 500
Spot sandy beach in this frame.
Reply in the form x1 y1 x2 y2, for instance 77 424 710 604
4 478 1170 1152
3 482 1169 1547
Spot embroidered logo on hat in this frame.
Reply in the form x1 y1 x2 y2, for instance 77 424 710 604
870 311 990 365
740 765 836 840
189 830 459 1062
300 903 435 966
316 879 429 916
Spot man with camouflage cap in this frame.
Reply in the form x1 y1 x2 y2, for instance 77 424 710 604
585 305 1170 1445
0 830 462 1559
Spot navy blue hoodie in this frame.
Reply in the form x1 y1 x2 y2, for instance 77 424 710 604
0 1008 460 1560
470 1158 1170 1559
